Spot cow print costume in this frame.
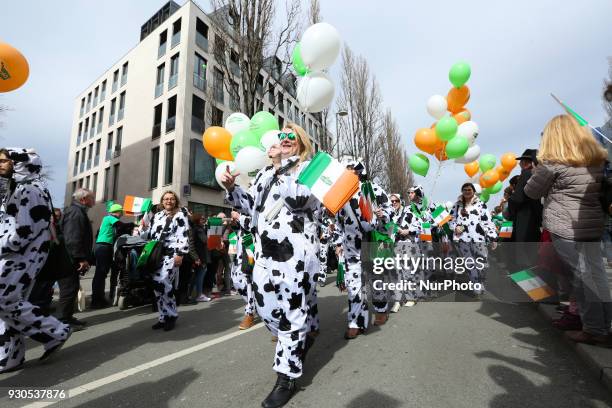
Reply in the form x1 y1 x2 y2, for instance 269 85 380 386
226 156 320 379
449 196 497 285
143 209 189 323
231 215 255 317
0 148 70 372
334 171 393 331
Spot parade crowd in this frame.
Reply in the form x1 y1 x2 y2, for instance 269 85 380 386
1 114 612 408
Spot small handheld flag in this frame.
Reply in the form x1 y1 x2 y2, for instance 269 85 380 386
123 196 153 216
420 222 432 242
431 205 451 227
551 93 612 144
499 221 513 239
207 217 225 250
510 269 555 301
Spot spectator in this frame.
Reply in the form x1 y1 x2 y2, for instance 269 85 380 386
525 114 612 346
191 214 210 302
177 208 198 306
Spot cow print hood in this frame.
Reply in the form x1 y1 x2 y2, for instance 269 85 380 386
5 147 44 184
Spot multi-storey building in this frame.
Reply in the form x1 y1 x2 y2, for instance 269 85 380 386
65 0 328 228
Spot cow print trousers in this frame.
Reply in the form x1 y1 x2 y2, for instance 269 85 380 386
152 255 178 322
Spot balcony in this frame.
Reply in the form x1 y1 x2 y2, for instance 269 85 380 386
155 83 163 98
168 74 178 90
191 116 205 134
196 32 208 52
105 149 112 161
112 81 118 94
193 73 206 92
118 108 124 122
86 159 92 170
94 155 100 167
158 43 167 59
152 123 161 139
166 116 176 132
121 74 127 87
109 114 115 126
171 31 180 48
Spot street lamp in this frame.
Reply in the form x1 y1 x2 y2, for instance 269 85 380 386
335 109 348 157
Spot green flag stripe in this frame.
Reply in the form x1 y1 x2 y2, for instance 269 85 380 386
208 217 223 226
563 103 588 126
297 152 332 188
510 270 535 283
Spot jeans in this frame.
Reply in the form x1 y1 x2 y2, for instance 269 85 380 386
93 243 113 304
552 235 612 336
57 270 80 320
193 264 207 296
602 227 612 262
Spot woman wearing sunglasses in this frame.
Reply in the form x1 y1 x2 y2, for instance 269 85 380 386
449 183 498 295
220 123 321 408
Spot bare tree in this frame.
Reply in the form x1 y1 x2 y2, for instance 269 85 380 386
209 0 301 118
604 57 612 120
309 0 321 25
336 45 384 179
379 110 412 198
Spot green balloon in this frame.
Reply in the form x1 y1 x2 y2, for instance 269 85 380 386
292 43 308 77
449 61 471 88
445 135 469 159
409 153 430 177
435 116 458 141
489 181 503 194
479 154 497 172
250 111 279 139
480 190 490 203
230 129 260 158
215 158 227 165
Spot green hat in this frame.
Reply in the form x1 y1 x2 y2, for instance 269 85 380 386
109 204 123 213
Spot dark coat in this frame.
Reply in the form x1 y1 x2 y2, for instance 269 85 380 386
61 201 94 262
507 168 543 242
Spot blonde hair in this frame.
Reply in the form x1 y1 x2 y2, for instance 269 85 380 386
538 115 607 167
285 122 314 164
160 190 180 212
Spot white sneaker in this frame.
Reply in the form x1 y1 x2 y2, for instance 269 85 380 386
404 301 416 307
196 294 211 302
390 302 401 313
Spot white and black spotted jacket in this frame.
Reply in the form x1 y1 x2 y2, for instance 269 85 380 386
449 196 497 243
145 210 190 257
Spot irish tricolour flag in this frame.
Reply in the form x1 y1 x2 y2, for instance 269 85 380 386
298 152 359 215
123 196 153 216
207 217 225 250
431 205 451 227
499 221 513 239
420 222 432 242
510 269 555 301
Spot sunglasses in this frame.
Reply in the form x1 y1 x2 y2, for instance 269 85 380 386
278 132 296 141
390 200 400 203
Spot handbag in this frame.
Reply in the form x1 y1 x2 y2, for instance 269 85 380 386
137 213 175 275
38 197 74 282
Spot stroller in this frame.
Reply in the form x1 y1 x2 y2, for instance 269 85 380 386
113 234 155 310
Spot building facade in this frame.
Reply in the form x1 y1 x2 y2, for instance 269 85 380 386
65 0 328 228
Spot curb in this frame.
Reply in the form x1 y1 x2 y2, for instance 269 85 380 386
536 302 612 394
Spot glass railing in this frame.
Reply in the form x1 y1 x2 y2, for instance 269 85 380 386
121 74 127 87
155 83 163 98
112 81 118 94
193 73 206 92
166 116 176 132
77 134 81 145
73 165 77 176
86 102 91 112
97 122 102 134
105 149 112 161
214 87 224 104
86 159 92 170
152 123 161 139
191 116 205 134
158 43 166 59
80 162 85 172
89 126 95 138
80 106 84 117
171 32 180 48
195 32 208 51
94 155 99 166
100 91 105 102
113 148 121 158
109 114 115 126
169 74 178 90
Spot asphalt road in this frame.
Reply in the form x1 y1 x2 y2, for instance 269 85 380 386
1 282 612 408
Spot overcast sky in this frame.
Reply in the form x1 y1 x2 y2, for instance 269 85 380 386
1 0 611 205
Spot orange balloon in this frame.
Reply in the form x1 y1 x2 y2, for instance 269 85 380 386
203 126 233 161
0 42 29 92
480 169 499 188
433 140 447 161
453 109 471 125
496 165 511 181
414 128 438 154
464 161 479 177
447 85 470 114
501 152 517 171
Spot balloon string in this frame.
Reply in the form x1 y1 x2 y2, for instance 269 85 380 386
429 160 444 199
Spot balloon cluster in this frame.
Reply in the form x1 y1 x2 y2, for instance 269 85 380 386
292 23 342 113
409 61 477 176
203 111 283 189
464 152 517 202
0 42 29 93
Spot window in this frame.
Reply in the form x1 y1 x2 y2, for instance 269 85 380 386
84 118 89 141
109 98 116 125
268 84 275 104
150 147 160 189
229 80 240 111
191 94 205 134
279 116 285 129
100 80 106 102
112 69 119 93
294 106 299 123
213 68 224 104
72 181 77 194
77 122 83 145
212 106 223 126
155 63 165 98
214 35 225 62
158 30 167 58
193 53 207 92
78 178 83 188
171 18 181 48
80 148 86 172
256 74 263 95
92 172 98 197
90 113 96 138
97 107 104 134
164 141 174 185
278 93 284 113
169 53 179 90
73 151 79 176
196 18 209 51
106 132 113 161
95 139 101 166
118 92 126 121
121 62 128 86
166 95 177 132
153 103 162 139
115 127 123 155
85 175 90 189
189 139 219 189
103 167 110 201
86 92 92 112
230 50 240 76
87 143 93 170
80 98 85 117
93 86 99 107
255 98 263 112
111 164 120 200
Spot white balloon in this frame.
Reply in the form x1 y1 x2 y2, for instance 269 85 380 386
426 95 447 119
473 183 482 194
300 23 341 71
297 72 335 113
261 130 281 152
235 172 252 187
215 161 237 190
457 121 479 146
454 144 481 164
225 113 251 136
445 201 454 211
234 146 269 178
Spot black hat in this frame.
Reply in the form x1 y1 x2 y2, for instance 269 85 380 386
516 149 538 165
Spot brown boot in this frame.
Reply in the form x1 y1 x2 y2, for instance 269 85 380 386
344 328 361 340
239 314 255 330
566 330 612 347
373 313 388 326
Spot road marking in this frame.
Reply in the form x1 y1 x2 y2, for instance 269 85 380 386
23 323 265 408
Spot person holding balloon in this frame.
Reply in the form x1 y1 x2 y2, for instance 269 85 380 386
220 123 321 408
449 183 498 295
